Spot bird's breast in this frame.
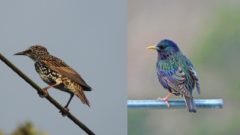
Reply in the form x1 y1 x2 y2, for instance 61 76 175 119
34 62 62 85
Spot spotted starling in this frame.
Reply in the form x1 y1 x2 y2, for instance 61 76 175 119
147 39 200 113
15 45 91 114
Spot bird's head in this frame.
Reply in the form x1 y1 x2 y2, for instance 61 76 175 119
15 45 49 61
147 39 180 59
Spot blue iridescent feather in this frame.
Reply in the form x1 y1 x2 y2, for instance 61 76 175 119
152 39 200 113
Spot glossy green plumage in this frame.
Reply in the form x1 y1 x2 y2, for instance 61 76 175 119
157 52 195 94
153 39 200 112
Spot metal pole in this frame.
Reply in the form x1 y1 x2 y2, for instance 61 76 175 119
128 99 223 109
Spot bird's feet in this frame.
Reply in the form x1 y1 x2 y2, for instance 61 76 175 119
38 88 49 98
157 93 172 108
157 96 171 108
59 107 70 117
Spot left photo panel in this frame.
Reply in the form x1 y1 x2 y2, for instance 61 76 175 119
0 1 127 135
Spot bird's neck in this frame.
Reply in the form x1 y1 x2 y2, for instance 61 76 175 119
30 54 50 62
157 52 171 60
157 51 181 61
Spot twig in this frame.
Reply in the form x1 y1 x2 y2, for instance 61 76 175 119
128 99 223 109
0 53 95 135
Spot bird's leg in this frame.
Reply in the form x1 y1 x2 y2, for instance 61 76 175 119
38 83 57 98
60 94 74 116
38 78 62 98
157 93 172 108
65 94 74 109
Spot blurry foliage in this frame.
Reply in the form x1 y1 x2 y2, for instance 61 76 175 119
0 122 48 135
0 130 3 135
128 110 152 135
194 4 240 98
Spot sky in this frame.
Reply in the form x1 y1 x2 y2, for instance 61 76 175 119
0 0 127 135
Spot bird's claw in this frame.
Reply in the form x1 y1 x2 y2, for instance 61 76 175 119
38 89 48 98
157 97 170 108
60 107 69 116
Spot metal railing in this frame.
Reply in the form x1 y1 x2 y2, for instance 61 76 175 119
128 99 223 109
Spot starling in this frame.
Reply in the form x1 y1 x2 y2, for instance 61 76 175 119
15 45 91 114
147 39 200 113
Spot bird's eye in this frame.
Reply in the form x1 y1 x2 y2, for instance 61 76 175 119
25 49 32 54
159 45 165 50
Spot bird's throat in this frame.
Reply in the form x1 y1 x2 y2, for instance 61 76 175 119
158 52 171 60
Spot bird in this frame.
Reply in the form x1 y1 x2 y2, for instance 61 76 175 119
15 45 91 115
147 39 200 113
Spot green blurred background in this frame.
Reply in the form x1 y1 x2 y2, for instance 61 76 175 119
128 0 240 135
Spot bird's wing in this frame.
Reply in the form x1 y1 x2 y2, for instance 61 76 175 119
159 66 192 97
41 56 91 91
185 56 200 94
157 56 194 97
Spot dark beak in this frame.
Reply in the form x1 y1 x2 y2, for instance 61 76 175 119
14 50 27 55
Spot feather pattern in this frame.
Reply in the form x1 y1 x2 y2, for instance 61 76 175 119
151 39 200 112
157 55 193 97
41 55 92 91
15 45 91 110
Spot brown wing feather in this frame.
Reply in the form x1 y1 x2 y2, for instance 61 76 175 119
42 56 91 91
75 88 90 107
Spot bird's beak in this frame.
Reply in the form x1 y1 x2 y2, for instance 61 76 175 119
146 45 157 50
14 50 28 55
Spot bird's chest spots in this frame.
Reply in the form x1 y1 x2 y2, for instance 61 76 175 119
35 62 61 83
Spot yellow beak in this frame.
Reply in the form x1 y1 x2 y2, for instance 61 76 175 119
146 45 157 50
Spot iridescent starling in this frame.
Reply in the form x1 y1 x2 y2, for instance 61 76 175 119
15 45 91 114
147 39 200 113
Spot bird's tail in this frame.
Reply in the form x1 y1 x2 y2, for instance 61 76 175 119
75 89 90 107
184 96 196 113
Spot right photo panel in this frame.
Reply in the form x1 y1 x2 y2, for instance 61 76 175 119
128 0 240 135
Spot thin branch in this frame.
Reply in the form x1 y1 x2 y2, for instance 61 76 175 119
128 99 223 109
0 53 95 135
